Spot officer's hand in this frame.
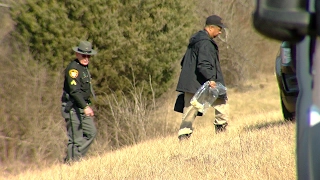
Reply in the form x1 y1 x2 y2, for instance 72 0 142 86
209 81 216 88
84 106 94 116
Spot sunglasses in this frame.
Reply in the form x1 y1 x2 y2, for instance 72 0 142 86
210 25 222 32
81 54 91 58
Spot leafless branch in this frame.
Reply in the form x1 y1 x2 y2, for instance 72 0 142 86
0 3 10 8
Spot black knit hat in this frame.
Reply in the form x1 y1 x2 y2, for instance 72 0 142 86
205 15 226 28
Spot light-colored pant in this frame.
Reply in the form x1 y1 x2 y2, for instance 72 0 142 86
178 92 229 136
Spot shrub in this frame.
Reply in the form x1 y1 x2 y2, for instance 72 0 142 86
10 0 196 98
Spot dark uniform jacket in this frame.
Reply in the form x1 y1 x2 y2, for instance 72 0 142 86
62 59 92 109
176 30 227 99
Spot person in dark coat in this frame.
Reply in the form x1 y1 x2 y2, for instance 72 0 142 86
61 40 98 163
176 15 229 140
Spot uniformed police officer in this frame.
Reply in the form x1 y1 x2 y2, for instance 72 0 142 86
61 40 98 163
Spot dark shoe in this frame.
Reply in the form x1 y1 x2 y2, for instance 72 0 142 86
64 158 72 165
178 127 193 141
63 156 81 165
178 133 192 141
215 123 228 134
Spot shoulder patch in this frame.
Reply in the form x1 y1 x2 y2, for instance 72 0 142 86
69 69 78 78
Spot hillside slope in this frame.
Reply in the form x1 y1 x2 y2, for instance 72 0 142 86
2 74 296 180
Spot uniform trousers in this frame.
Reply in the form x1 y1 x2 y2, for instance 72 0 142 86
61 102 97 162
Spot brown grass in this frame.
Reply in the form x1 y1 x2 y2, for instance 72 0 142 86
0 1 290 179
1 74 296 180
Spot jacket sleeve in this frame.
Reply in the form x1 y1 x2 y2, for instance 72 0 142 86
65 67 88 108
196 42 217 80
180 55 185 69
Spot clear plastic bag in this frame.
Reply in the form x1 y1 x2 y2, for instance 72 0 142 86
190 81 227 114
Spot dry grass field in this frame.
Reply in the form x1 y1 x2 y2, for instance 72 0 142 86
1 74 296 180
0 1 293 179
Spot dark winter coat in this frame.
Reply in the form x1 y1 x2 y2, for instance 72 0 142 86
176 30 227 99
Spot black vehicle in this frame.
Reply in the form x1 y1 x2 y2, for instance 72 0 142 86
253 0 319 179
275 41 299 121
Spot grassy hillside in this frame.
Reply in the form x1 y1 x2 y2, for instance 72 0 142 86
0 0 288 178
1 74 296 180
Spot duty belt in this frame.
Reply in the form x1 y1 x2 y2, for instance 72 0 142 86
61 91 90 104
61 91 70 102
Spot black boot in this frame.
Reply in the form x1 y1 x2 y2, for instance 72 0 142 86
178 133 192 141
215 123 228 134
